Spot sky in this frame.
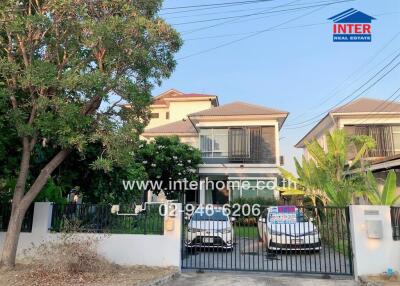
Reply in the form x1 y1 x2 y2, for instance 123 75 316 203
152 0 400 173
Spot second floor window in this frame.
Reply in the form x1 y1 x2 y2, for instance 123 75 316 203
200 128 228 157
394 126 400 154
345 124 400 157
199 127 276 163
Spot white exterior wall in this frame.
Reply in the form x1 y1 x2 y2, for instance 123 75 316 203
0 202 182 267
349 205 400 279
337 116 400 128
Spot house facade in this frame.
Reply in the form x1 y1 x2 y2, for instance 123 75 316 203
142 89 288 204
144 89 218 129
295 97 400 197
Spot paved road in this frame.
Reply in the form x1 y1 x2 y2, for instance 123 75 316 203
182 237 352 274
166 272 357 286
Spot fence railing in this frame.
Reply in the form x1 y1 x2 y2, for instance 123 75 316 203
390 207 400 241
0 203 34 232
50 203 164 235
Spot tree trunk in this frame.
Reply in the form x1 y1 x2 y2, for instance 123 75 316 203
0 206 27 269
0 149 71 268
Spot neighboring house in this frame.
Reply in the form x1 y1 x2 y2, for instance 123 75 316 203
142 90 288 204
145 89 218 129
295 97 400 196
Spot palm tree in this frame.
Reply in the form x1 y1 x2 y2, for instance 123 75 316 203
279 129 376 207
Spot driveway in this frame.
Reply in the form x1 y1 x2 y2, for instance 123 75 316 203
182 237 352 274
166 272 357 286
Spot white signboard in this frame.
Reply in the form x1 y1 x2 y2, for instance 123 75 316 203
269 206 297 224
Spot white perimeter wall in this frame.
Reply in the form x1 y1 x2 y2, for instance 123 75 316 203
349 205 400 279
0 202 182 268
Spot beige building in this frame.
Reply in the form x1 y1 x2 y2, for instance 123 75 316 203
145 89 218 129
142 90 288 204
295 97 400 197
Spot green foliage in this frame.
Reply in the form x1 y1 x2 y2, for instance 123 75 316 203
35 178 67 204
365 170 399 205
280 130 376 207
230 196 277 207
135 136 202 199
0 0 182 197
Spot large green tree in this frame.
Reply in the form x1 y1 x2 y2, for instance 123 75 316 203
0 0 181 268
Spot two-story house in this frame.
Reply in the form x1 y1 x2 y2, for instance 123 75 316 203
142 90 289 204
295 97 400 193
145 89 218 129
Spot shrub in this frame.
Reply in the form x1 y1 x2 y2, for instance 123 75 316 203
230 196 277 207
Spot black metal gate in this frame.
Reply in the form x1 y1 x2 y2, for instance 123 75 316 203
181 204 353 276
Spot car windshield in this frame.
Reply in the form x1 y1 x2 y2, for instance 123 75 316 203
191 210 228 221
268 210 308 223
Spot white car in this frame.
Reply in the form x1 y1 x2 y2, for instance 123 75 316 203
185 207 234 250
257 207 321 251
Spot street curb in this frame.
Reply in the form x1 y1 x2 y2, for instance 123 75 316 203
142 271 180 286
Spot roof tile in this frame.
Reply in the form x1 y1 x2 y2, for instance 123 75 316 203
189 101 288 117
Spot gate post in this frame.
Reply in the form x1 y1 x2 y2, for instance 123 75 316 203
164 203 182 269
349 205 400 280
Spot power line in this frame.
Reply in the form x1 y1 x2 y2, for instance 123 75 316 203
165 0 339 20
181 0 301 35
354 87 400 125
161 0 277 15
285 52 400 127
284 55 400 129
182 11 398 39
171 1 348 25
184 21 328 40
287 30 400 122
177 3 335 60
163 0 274 10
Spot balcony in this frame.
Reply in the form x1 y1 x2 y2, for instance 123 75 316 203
199 127 276 164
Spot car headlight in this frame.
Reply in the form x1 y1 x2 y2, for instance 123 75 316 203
268 228 283 236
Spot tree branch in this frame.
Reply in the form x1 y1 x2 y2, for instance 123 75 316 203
20 149 71 211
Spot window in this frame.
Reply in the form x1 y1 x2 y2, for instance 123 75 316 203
393 126 400 154
150 113 159 119
166 112 169 119
200 128 228 157
228 128 250 160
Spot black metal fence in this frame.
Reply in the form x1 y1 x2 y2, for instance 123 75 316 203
0 203 34 232
181 204 353 276
50 203 164 235
390 207 400 241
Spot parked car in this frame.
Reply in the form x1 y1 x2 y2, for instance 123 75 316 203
257 207 321 251
185 207 234 250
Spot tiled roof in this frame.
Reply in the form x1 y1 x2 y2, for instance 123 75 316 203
294 97 400 148
331 97 400 113
189 101 288 117
142 119 197 135
151 89 218 106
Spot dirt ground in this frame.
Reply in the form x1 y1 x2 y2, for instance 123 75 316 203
0 264 178 286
